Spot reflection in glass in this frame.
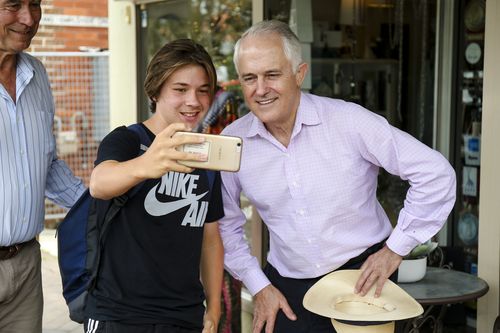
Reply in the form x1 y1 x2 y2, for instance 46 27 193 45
142 0 252 83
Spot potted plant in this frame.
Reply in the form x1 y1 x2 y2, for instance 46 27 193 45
397 241 438 283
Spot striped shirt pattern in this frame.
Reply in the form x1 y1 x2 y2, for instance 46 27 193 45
0 53 84 246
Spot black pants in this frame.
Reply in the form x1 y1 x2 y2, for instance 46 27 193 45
262 240 397 333
83 318 200 333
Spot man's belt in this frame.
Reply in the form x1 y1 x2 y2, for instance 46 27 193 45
339 238 387 269
0 238 36 261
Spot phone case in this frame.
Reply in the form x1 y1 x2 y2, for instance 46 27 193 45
174 132 242 172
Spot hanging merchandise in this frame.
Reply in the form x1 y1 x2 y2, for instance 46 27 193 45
204 86 241 135
194 90 235 133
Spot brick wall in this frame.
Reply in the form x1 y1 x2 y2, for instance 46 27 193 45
29 0 108 52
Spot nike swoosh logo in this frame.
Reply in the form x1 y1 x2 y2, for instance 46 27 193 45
144 186 208 216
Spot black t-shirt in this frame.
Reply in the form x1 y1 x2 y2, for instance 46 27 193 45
85 124 224 329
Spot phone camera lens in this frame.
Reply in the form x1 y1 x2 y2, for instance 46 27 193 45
237 143 241 147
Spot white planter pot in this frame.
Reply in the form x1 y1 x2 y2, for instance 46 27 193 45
397 257 427 283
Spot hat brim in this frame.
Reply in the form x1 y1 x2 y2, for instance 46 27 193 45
303 270 423 322
332 319 395 333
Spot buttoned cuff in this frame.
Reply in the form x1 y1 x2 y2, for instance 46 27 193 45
243 268 272 296
386 226 420 257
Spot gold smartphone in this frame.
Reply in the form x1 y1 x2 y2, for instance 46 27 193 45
173 132 243 172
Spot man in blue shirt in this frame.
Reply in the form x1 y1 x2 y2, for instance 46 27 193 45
0 1 85 332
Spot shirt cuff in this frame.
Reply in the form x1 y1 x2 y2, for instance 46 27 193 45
243 268 272 296
386 226 421 257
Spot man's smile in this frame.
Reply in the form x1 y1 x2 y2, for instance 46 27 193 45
256 97 278 105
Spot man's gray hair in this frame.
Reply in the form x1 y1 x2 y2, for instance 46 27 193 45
233 20 303 74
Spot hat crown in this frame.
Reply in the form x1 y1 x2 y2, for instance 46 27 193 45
334 294 396 316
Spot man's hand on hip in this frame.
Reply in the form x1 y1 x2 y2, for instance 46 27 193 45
252 284 297 333
354 245 403 297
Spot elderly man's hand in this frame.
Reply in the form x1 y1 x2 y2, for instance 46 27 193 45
354 245 403 297
252 284 296 333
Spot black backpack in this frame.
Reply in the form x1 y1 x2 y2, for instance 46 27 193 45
57 123 151 322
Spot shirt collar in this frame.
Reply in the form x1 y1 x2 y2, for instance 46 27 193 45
0 53 34 102
16 53 35 99
17 53 35 77
245 92 321 139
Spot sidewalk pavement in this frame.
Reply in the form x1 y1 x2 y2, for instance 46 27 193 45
40 229 82 333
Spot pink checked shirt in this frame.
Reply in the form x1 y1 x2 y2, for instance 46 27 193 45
220 93 456 295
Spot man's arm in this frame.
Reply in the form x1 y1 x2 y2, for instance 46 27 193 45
351 109 456 296
45 157 85 209
219 171 296 333
219 170 269 294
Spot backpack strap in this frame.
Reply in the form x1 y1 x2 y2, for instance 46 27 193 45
128 123 151 155
206 170 216 191
126 123 151 196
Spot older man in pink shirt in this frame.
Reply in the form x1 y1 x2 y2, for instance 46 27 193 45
219 20 456 333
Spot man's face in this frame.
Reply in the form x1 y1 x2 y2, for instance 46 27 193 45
0 0 42 55
154 64 212 129
237 33 306 129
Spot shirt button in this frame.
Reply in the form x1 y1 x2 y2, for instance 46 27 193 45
24 183 28 188
307 239 312 244
298 209 305 216
316 263 321 268
292 181 299 188
20 150 24 155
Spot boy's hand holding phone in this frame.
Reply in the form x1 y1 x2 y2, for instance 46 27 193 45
173 132 242 172
139 123 207 178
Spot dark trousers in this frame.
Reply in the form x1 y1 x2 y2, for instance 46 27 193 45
83 318 200 333
262 240 397 333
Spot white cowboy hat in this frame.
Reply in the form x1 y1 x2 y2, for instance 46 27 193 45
303 270 423 333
